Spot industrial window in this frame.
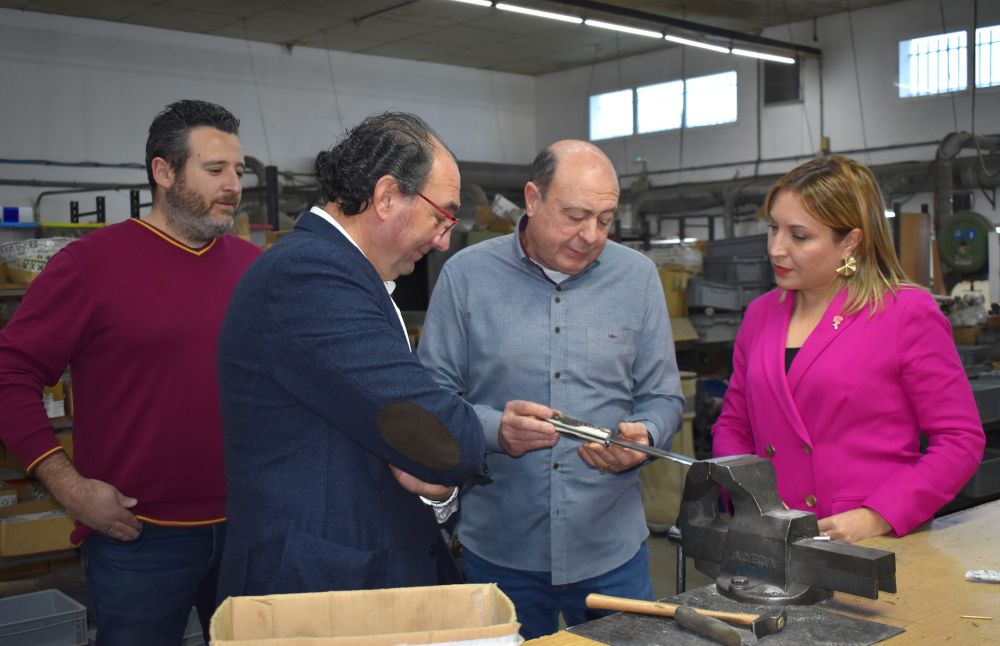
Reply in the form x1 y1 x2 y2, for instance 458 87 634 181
764 60 801 104
589 89 634 141
898 30 967 97
685 71 738 127
976 25 1000 89
637 80 684 133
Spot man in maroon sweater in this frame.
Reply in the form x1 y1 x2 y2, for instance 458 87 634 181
0 100 261 645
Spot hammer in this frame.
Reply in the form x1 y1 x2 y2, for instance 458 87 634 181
586 593 787 638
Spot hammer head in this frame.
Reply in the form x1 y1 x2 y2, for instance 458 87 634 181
749 609 787 638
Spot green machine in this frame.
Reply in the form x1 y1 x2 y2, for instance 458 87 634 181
939 211 993 275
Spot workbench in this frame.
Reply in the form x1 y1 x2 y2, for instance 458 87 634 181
526 499 1000 644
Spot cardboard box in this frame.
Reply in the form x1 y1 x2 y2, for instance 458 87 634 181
210 583 520 645
670 317 699 343
0 431 72 476
641 412 696 528
0 499 74 557
658 264 694 318
0 484 16 508
953 326 980 345
43 383 64 418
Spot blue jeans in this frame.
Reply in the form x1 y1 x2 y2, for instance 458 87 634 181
81 523 225 646
462 543 654 640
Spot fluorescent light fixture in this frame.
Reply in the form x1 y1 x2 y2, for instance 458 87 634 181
651 237 698 245
584 19 661 39
445 0 492 6
885 210 896 219
664 34 729 54
496 3 582 24
731 48 795 64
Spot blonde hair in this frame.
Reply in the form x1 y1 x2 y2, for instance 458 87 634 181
764 155 912 314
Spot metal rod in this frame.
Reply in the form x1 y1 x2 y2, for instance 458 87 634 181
605 436 696 466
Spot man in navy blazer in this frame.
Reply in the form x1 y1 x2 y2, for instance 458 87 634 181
216 112 486 599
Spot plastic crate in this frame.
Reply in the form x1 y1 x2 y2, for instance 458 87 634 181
704 234 767 259
0 589 87 646
960 447 1000 497
689 312 742 343
686 277 740 312
957 344 991 367
703 257 772 283
738 282 773 308
970 378 1000 427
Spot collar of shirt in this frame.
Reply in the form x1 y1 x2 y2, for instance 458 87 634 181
309 205 410 350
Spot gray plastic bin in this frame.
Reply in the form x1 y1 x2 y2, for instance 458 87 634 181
0 589 87 646
690 312 742 343
961 447 1000 497
703 257 772 283
686 277 740 311
705 234 767 259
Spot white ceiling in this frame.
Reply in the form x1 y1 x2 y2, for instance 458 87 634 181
1 0 904 75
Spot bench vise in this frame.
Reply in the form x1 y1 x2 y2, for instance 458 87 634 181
678 454 897 605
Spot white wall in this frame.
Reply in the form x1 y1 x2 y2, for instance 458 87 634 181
0 8 536 232
5 0 1000 238
536 0 1000 223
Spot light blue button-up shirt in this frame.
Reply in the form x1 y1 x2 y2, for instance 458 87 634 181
418 219 683 584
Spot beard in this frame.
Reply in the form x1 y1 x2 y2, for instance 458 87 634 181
163 175 238 245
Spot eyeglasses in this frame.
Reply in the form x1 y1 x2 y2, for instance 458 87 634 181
416 192 459 234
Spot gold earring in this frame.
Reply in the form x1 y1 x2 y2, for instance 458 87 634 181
835 255 857 277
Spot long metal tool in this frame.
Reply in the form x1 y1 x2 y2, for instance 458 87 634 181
547 414 695 465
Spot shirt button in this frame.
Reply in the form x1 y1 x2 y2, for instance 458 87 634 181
805 494 816 507
556 285 562 292
428 544 438 557
554 326 561 333
555 296 561 303
553 463 560 470
802 444 812 455
554 371 561 379
765 445 775 457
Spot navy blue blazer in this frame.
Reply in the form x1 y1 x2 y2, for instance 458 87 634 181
216 211 486 599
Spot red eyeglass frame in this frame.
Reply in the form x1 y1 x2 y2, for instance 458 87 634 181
416 192 459 232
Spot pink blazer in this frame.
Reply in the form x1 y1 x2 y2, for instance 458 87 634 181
712 287 985 536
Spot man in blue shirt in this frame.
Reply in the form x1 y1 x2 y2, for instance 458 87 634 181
418 140 684 639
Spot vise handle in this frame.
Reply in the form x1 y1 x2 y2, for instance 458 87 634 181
586 593 759 626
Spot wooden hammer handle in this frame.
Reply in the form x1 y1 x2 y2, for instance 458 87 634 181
585 593 759 626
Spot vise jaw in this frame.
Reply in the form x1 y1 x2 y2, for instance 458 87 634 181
677 454 897 605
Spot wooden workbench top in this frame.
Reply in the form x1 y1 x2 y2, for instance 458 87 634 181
527 499 1000 644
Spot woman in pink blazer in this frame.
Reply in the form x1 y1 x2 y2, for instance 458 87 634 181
712 155 985 543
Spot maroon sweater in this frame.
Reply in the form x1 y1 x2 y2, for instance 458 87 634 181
0 219 260 543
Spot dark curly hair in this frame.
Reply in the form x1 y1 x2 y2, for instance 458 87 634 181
145 99 240 192
315 112 451 215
